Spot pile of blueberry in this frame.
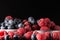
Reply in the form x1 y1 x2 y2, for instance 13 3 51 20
0 16 22 29
0 16 60 40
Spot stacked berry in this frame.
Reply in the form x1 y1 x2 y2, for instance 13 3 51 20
0 16 60 40
31 30 60 40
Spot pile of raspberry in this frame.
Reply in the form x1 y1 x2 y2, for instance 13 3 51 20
0 16 60 40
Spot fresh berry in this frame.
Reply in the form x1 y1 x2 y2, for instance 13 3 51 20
0 22 7 29
32 25 39 30
4 16 13 24
23 19 27 23
4 35 11 40
0 26 6 29
44 18 51 22
44 32 50 38
0 31 7 40
24 31 33 40
44 32 52 40
52 32 59 40
8 31 14 39
13 34 19 40
0 36 4 40
36 33 44 40
7 25 15 29
58 31 60 40
28 17 35 24
37 18 46 27
17 28 26 37
24 21 30 26
5 16 13 20
13 18 21 24
0 22 5 26
18 22 24 28
31 34 37 40
45 18 51 27
0 31 7 36
40 26 50 31
8 20 13 25
50 21 56 30
54 25 60 30
24 25 31 32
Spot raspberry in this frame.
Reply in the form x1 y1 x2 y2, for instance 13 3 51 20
45 32 50 37
33 31 39 35
44 18 51 23
44 31 51 40
54 25 60 30
36 33 44 40
40 26 50 31
23 31 33 40
0 31 7 40
58 32 60 40
8 31 14 39
0 31 7 36
37 18 46 27
45 18 51 27
37 18 51 28
24 21 30 26
50 21 56 30
51 21 56 27
23 19 27 23
17 28 26 37
52 32 59 40
32 25 38 30
5 16 13 20
0 36 4 40
45 31 53 40
24 25 31 32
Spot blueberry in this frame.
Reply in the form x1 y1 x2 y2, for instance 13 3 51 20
14 18 21 24
31 34 37 40
14 25 18 29
28 17 35 24
13 35 19 40
8 20 13 25
5 23 9 27
22 36 27 40
4 19 9 23
0 22 5 26
4 19 13 26
13 19 22 29
4 35 10 40
7 25 15 29
0 22 7 29
18 22 24 28
0 26 6 29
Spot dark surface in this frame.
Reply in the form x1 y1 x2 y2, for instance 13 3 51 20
0 0 60 25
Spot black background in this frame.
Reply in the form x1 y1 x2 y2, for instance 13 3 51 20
0 0 60 25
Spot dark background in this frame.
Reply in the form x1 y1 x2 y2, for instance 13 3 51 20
0 0 60 25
